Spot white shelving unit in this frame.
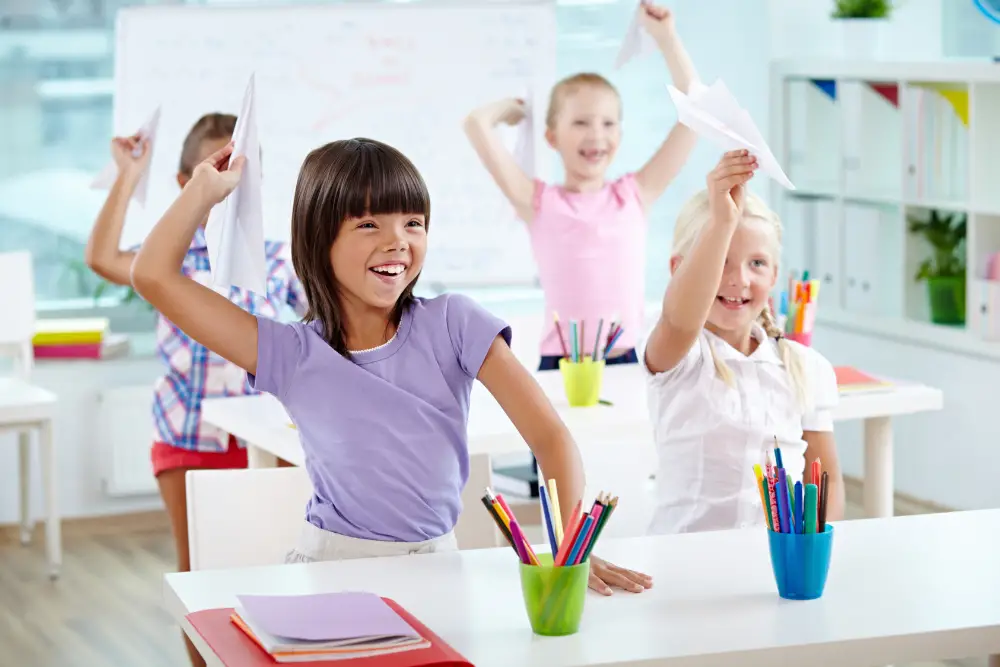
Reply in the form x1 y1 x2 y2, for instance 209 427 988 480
769 59 1000 361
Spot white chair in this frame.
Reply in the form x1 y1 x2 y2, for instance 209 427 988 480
186 466 314 571
570 439 658 540
0 250 60 579
186 454 501 570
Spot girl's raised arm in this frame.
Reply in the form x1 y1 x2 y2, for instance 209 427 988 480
644 150 756 374
633 6 700 209
463 98 536 223
84 136 151 285
131 143 261 375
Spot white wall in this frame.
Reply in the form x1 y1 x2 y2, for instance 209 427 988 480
0 352 164 525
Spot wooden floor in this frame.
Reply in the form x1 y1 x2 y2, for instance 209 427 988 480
0 486 988 667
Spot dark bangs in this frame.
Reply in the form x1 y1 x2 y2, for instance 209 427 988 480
339 140 431 223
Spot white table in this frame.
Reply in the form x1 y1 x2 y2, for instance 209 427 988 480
165 509 1000 667
0 377 60 578
201 365 943 519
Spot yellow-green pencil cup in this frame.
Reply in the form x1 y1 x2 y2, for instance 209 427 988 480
558 357 605 407
519 553 589 636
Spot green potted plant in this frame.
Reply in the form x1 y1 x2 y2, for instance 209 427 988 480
831 0 893 58
908 209 967 325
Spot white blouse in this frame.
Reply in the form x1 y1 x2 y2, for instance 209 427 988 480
641 324 838 536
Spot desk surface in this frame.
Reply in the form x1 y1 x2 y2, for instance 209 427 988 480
201 365 944 466
0 377 58 424
166 509 1000 667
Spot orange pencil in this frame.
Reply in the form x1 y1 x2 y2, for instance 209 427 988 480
555 501 583 566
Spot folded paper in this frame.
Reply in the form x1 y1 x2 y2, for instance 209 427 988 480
667 79 795 189
512 91 535 178
204 74 267 294
615 0 658 69
90 106 161 206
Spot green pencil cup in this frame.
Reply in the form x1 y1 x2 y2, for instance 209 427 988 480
519 553 589 636
558 357 605 407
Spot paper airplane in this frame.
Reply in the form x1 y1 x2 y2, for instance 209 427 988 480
615 0 658 69
512 91 535 178
90 106 161 206
667 79 795 190
204 74 267 295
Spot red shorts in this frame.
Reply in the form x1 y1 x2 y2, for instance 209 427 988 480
151 435 248 477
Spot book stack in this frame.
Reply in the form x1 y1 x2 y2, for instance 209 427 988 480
32 318 128 360
186 591 472 665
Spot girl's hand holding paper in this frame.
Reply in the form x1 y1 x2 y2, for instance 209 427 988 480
707 149 757 226
640 3 675 43
110 135 153 178
191 142 246 206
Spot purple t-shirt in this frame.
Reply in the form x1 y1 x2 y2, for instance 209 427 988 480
248 294 511 542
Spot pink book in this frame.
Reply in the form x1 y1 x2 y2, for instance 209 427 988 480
33 343 102 359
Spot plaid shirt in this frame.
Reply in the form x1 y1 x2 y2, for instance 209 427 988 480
152 227 307 452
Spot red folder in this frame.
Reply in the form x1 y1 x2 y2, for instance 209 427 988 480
186 598 473 666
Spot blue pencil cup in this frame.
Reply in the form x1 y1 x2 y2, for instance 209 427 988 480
767 525 834 600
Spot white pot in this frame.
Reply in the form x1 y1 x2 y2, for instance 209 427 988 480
836 17 887 60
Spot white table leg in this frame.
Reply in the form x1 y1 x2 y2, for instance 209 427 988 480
863 416 894 518
39 419 61 579
247 444 277 468
18 430 32 545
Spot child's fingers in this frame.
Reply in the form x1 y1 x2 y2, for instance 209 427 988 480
226 154 247 175
711 163 755 185
715 171 754 192
205 142 235 170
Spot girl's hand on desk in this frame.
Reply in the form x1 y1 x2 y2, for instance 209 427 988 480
589 555 652 595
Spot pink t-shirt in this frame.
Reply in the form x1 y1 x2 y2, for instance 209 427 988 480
529 173 647 357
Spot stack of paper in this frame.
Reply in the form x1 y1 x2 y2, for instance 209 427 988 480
230 592 430 663
834 366 893 395
32 318 128 360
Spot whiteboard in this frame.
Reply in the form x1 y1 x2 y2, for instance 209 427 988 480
112 2 556 288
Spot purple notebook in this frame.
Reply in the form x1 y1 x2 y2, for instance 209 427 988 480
236 592 421 643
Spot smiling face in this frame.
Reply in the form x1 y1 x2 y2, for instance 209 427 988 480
330 212 427 312
290 138 431 355
704 217 779 334
545 81 621 187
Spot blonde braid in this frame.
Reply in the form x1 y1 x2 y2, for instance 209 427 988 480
759 307 810 411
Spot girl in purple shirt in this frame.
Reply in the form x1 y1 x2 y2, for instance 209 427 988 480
131 136 650 596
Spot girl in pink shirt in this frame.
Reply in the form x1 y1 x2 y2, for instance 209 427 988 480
464 3 701 371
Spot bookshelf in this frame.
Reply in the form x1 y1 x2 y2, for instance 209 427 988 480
769 59 1000 361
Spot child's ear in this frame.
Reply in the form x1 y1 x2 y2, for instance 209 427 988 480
176 172 189 190
669 255 682 275
544 127 556 149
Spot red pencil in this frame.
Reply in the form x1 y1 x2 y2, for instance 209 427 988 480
554 500 583 565
552 312 570 359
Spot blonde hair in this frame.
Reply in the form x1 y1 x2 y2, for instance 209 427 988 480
545 73 621 130
672 189 810 411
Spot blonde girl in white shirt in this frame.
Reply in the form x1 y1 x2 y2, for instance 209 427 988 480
642 150 845 535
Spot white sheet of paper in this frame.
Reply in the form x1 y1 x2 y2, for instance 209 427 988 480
512 91 535 178
90 106 161 206
204 74 267 294
667 79 795 190
614 1 657 69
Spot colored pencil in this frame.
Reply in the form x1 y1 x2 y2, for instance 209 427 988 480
547 479 564 544
566 515 594 565
804 484 818 533
539 485 559 556
818 471 829 533
480 495 515 550
552 312 570 359
592 319 604 360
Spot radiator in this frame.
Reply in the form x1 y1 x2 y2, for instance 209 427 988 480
99 385 158 497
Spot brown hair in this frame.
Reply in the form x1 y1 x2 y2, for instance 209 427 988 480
545 73 621 129
178 113 237 176
291 138 431 357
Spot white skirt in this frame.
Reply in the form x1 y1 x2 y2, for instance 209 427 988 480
285 520 458 563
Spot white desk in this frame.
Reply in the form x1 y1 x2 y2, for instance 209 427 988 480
201 365 943 519
165 509 1000 667
0 377 60 578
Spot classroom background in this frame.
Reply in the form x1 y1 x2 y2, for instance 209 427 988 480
2 0 1000 666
